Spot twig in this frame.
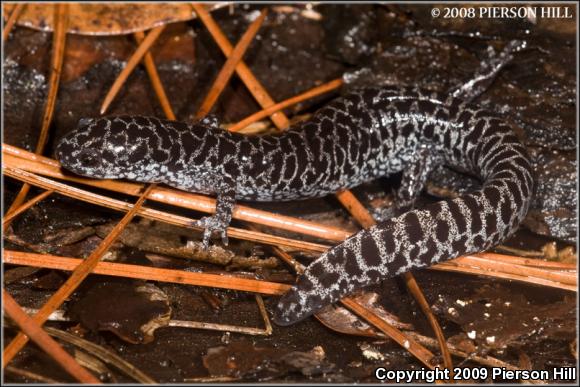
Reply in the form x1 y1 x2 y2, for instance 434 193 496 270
37 4 67 155
43 327 156 383
334 189 377 229
453 255 576 285
196 8 268 118
495 244 545 258
477 251 576 270
341 297 439 369
3 189 53 230
4 250 290 296
167 295 272 336
4 365 61 384
2 147 350 242
3 145 575 288
133 30 176 120
100 25 166 114
2 163 330 253
2 184 155 366
2 3 25 41
403 272 455 374
2 290 100 383
431 262 576 291
192 3 288 128
228 78 343 132
4 4 67 220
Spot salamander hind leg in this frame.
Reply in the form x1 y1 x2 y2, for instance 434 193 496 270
381 146 437 219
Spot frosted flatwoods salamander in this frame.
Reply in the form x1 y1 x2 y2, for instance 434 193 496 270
55 86 534 326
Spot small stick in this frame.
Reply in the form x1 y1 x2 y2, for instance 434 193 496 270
4 250 290 296
431 262 577 291
133 30 176 120
2 290 100 383
4 4 67 220
44 327 156 383
192 3 288 128
5 365 61 384
341 297 439 370
100 25 166 114
335 189 377 229
478 251 576 270
167 295 272 336
453 255 577 285
2 3 25 41
229 78 343 132
2 189 53 230
196 8 268 118
2 164 331 253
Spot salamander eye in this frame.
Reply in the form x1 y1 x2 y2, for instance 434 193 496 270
77 149 100 168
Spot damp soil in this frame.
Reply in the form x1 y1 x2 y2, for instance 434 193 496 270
3 3 577 384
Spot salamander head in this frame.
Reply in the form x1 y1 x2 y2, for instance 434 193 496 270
55 116 175 181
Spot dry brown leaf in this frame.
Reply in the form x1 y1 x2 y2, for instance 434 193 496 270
3 3 228 35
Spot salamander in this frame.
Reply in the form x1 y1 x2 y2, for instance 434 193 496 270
55 86 534 326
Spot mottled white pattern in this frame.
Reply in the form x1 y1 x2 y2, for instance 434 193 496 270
55 86 534 326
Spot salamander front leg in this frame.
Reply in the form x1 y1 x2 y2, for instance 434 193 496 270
194 182 236 248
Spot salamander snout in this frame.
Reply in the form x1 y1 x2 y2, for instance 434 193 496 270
54 118 109 177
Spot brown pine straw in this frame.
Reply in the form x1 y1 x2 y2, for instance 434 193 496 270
334 189 377 229
2 290 101 383
100 25 166 115
3 251 289 295
3 175 575 372
192 3 289 128
464 251 576 270
5 365 61 384
196 8 268 118
433 257 576 291
2 3 25 41
2 145 350 242
3 144 577 287
340 297 439 369
2 190 53 230
228 78 344 132
2 184 156 367
43 327 156 383
133 30 176 120
4 4 67 223
2 162 330 253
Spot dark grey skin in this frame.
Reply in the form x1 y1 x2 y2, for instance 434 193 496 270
55 86 534 326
